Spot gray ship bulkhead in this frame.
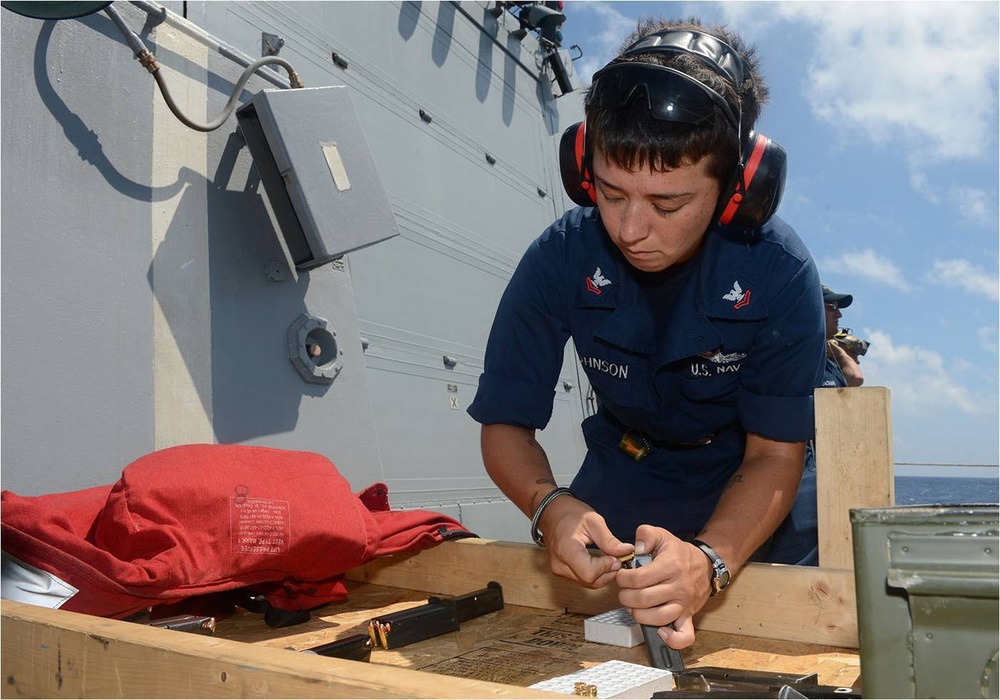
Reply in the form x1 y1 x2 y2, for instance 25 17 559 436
0 1 589 541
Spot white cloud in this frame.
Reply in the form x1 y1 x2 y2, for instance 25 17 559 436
762 2 1000 163
947 186 998 228
576 3 999 165
909 180 998 227
820 249 911 291
861 329 983 415
568 2 640 83
925 259 1000 301
979 326 999 355
722 2 999 224
908 171 939 204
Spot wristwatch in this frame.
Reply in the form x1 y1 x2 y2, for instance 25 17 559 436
689 539 731 596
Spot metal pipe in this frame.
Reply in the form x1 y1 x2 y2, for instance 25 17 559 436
104 2 147 55
149 54 301 131
129 0 291 89
106 2 302 131
449 1 540 81
132 0 543 90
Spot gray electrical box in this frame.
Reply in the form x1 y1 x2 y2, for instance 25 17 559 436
237 86 399 270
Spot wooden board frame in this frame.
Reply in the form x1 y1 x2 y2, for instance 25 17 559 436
2 538 857 698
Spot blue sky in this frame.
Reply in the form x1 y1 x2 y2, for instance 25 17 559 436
558 1 999 478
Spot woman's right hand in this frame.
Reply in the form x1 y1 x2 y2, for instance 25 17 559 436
538 495 634 589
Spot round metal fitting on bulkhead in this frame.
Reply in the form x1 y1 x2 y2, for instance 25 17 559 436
287 313 341 384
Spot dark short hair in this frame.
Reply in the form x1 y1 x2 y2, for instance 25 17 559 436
585 17 769 185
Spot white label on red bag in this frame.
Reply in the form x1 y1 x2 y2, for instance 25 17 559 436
231 495 291 555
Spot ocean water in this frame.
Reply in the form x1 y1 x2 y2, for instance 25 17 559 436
894 476 999 506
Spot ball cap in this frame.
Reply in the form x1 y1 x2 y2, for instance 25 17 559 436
822 284 853 309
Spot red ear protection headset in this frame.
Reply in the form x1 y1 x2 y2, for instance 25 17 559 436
559 29 787 229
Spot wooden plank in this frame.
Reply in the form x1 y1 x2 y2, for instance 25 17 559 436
697 564 857 648
347 539 858 648
686 631 860 689
0 600 560 699
815 386 895 569
347 538 617 613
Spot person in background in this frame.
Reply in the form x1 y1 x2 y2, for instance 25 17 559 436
765 283 864 565
467 16 826 649
821 285 864 388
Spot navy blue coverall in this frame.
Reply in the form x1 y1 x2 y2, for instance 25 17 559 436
469 206 826 544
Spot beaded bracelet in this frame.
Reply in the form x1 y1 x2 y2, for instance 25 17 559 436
530 487 575 546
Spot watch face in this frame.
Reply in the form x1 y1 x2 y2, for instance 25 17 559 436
709 557 731 595
715 567 732 593
691 539 730 595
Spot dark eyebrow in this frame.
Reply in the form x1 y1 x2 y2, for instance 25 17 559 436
593 173 623 192
593 173 695 201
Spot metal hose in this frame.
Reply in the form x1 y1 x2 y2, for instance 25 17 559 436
103 2 303 132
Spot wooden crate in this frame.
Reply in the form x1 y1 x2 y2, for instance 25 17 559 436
2 539 860 698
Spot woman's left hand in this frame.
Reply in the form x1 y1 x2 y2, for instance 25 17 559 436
615 524 714 649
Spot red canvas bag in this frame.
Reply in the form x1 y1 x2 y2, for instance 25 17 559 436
1 444 472 618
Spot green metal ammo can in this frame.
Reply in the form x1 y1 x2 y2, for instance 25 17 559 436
851 504 998 698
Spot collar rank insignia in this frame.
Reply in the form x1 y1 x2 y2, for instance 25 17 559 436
586 266 612 295
722 280 751 309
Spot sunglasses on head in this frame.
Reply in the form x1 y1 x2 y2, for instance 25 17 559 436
586 61 739 130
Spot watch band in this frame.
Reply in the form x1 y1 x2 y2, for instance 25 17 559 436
689 539 731 596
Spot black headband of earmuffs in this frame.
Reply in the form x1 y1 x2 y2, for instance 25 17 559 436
620 30 750 94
